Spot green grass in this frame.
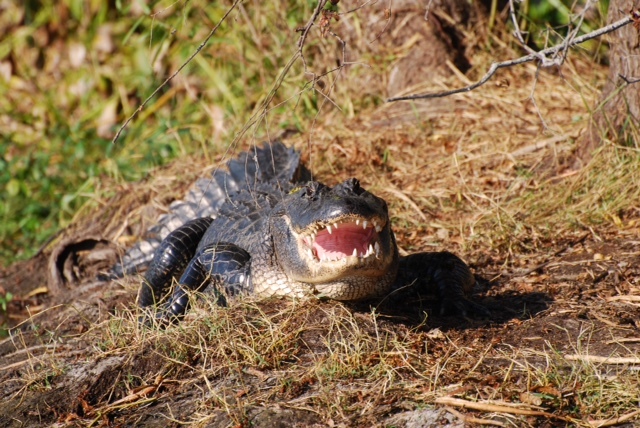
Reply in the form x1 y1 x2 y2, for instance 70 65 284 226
0 0 329 266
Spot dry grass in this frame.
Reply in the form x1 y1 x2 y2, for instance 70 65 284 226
68 293 426 424
25 271 635 426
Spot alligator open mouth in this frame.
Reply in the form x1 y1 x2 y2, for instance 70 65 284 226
300 217 385 262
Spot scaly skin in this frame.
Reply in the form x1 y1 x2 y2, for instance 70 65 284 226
133 143 487 322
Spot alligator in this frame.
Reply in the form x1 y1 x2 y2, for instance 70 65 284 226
121 142 488 322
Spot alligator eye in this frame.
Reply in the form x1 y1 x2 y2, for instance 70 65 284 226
300 182 324 199
303 184 315 198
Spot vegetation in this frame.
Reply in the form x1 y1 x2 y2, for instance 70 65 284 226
0 0 343 265
1 1 640 426
0 0 619 266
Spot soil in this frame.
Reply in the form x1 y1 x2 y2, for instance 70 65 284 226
1 153 639 427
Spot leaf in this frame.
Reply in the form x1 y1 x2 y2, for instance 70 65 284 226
6 178 20 196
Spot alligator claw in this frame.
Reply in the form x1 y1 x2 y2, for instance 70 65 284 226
138 307 182 329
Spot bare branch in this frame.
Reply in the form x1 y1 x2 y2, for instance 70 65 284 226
529 63 549 130
424 0 435 21
619 74 640 84
112 0 242 144
388 15 634 102
341 0 376 15
508 0 536 55
297 0 329 50
368 0 392 44
507 0 596 129
230 0 336 146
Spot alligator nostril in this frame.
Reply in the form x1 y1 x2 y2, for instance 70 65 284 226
302 182 317 198
350 178 360 191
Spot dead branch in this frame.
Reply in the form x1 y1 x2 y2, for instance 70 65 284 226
619 74 640 84
233 0 364 152
388 15 635 102
605 337 640 344
445 406 506 427
564 354 640 364
508 0 597 130
435 396 572 422
588 409 640 428
230 0 332 146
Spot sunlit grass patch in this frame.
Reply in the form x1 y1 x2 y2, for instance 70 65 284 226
0 0 351 265
488 340 640 425
77 292 441 423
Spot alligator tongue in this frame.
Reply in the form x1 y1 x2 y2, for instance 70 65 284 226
312 223 374 260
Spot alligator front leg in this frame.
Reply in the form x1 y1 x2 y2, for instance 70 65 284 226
398 251 489 317
161 243 252 321
138 217 213 308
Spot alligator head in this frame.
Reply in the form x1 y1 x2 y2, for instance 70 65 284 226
269 178 398 300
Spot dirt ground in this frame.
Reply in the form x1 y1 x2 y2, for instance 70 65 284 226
1 54 640 427
2 215 639 427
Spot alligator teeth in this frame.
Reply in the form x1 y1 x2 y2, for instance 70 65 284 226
362 220 368 229
374 222 382 232
308 249 314 259
368 243 374 256
352 248 358 257
333 222 339 229
326 225 332 234
374 242 381 259
355 219 360 226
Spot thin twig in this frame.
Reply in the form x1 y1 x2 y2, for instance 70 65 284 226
112 0 242 144
341 0 376 15
231 0 330 146
435 396 572 422
589 409 640 427
530 63 549 130
508 0 582 129
297 0 328 56
424 0 435 21
605 337 640 344
368 0 392 44
619 74 640 84
388 15 634 102
445 406 506 427
508 0 536 55
564 354 640 364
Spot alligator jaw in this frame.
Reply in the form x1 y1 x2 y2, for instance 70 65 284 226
298 216 386 264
